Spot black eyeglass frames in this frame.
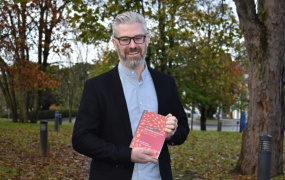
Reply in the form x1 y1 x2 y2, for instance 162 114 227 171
114 35 147 46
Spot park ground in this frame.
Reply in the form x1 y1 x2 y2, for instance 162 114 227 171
1 118 285 179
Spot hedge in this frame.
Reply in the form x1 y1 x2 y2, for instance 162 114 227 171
0 109 78 120
36 109 78 120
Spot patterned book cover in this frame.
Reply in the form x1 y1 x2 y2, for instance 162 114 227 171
130 110 167 159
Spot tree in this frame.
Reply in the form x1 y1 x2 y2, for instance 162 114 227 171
0 57 18 122
72 0 246 131
231 41 249 132
234 0 285 176
174 0 244 130
0 0 72 122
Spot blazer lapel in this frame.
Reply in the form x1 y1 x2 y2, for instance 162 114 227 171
107 66 133 139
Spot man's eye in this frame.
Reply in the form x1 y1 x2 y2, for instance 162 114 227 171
134 37 143 40
120 38 130 42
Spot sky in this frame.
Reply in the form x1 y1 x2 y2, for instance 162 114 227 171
228 0 238 18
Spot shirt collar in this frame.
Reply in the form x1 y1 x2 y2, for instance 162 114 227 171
118 62 150 81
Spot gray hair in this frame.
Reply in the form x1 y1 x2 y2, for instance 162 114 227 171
112 11 148 37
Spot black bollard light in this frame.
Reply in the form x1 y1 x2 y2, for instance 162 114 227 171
40 120 48 157
257 134 272 180
59 113 62 125
54 111 59 131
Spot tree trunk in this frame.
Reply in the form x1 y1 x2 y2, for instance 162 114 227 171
0 58 18 122
200 105 207 130
30 88 41 123
19 88 28 123
157 0 167 73
68 88 73 123
235 0 285 176
0 84 18 122
8 89 18 122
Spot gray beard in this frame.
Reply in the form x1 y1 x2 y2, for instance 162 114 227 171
117 44 147 69
119 54 145 69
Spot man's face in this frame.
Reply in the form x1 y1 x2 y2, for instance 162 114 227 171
112 22 149 69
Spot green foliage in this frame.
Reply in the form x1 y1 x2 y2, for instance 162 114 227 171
231 93 249 113
48 62 94 111
257 8 266 16
48 0 250 132
31 109 78 120
71 0 248 123
170 1 246 118
90 49 118 77
0 112 9 119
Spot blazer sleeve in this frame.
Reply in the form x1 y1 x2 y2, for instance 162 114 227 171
72 78 132 165
166 77 190 146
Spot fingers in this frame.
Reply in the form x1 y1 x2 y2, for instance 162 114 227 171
165 115 178 139
165 115 178 131
166 113 172 118
131 148 157 164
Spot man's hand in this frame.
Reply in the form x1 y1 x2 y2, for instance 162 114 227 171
165 114 178 140
131 147 157 164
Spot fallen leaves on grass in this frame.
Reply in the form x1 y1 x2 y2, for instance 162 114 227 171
169 131 256 179
0 120 90 180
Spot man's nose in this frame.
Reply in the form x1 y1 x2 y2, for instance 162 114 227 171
128 38 137 48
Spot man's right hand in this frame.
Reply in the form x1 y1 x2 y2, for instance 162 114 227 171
131 148 157 164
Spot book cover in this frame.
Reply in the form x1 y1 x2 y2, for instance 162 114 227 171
130 110 167 159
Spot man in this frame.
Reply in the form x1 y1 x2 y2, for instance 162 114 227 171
72 11 189 180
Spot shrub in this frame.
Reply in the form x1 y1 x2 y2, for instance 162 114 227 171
29 109 78 120
0 109 77 120
0 112 9 118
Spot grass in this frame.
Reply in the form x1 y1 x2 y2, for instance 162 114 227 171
0 118 284 179
169 131 248 179
169 131 285 179
0 118 89 180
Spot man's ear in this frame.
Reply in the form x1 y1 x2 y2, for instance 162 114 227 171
146 34 150 47
112 38 117 50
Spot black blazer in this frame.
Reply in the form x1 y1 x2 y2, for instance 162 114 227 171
72 65 189 180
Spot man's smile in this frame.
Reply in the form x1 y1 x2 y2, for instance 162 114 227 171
126 50 141 57
128 51 139 55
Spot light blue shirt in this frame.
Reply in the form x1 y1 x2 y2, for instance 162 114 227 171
118 63 161 180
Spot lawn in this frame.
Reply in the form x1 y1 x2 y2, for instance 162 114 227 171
169 131 285 180
0 118 284 179
0 118 90 180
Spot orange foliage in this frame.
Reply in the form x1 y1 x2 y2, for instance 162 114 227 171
225 61 248 75
8 60 59 91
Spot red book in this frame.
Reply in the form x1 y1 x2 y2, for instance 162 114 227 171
130 110 167 159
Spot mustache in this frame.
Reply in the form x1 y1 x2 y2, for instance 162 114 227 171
125 47 141 53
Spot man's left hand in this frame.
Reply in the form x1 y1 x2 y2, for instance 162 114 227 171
165 114 178 140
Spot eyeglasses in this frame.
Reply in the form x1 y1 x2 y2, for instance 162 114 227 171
114 35 147 46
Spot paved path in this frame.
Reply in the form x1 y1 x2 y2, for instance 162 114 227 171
40 117 76 123
55 117 240 132
189 118 243 132
43 117 242 132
